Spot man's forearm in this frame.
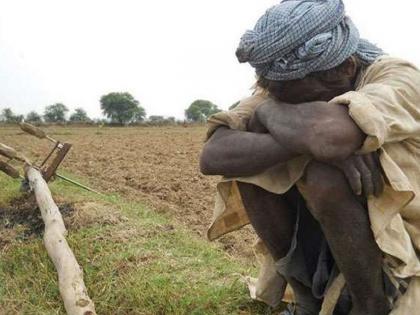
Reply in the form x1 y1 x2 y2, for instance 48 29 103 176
256 100 365 161
200 126 299 177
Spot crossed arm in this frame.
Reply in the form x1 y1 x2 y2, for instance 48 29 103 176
200 99 383 196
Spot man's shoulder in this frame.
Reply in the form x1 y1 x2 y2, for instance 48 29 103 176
367 56 419 74
235 89 270 110
359 56 420 88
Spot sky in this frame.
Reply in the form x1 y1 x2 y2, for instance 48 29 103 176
0 0 419 120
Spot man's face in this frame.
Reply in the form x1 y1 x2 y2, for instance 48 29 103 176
268 58 358 104
274 74 354 104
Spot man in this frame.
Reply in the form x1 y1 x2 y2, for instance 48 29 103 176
200 1 420 315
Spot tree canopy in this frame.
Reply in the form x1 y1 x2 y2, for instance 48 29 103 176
1 108 24 123
100 92 145 125
133 106 147 123
26 111 43 123
70 108 91 122
44 103 69 123
149 115 165 122
185 100 221 122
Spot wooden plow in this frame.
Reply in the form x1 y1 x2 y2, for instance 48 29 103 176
1 123 98 315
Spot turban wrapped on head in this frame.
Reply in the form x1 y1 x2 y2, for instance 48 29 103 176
236 0 384 81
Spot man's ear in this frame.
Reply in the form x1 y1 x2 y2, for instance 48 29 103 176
341 56 358 78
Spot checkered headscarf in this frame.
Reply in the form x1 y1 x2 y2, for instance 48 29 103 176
236 0 384 81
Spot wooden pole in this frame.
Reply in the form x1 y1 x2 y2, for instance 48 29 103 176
25 166 96 315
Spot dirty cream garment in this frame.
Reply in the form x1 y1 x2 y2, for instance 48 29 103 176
206 56 420 314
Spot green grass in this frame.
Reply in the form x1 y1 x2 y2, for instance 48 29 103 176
0 173 274 315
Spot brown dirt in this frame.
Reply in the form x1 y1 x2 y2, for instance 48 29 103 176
1 126 257 261
0 194 123 251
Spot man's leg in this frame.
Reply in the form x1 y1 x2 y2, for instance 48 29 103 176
238 182 296 260
238 182 322 315
299 161 390 315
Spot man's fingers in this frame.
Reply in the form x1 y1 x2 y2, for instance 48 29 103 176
334 152 383 198
363 153 384 197
343 165 362 196
355 156 374 197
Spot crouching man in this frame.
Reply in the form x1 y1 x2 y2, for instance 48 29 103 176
200 1 420 314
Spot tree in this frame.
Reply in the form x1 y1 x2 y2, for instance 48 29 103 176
229 101 240 110
26 111 43 123
185 100 221 122
70 108 91 123
100 92 145 125
1 108 23 123
147 115 176 125
1 108 13 122
149 115 165 122
44 103 69 123
133 106 147 123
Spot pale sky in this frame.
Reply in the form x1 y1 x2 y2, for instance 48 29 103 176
0 0 419 120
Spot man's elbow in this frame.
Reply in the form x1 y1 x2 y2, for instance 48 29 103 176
199 144 219 175
199 154 213 176
200 127 230 175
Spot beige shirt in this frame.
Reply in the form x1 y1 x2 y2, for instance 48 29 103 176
206 57 420 314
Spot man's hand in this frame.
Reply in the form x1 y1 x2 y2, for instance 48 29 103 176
331 152 384 197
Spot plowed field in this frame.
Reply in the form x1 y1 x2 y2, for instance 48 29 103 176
1 125 256 260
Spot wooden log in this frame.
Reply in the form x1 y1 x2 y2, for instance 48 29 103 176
25 166 96 315
20 122 47 139
20 122 57 143
0 142 30 163
0 160 20 179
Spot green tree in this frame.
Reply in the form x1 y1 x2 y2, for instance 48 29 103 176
149 115 165 122
1 108 23 123
133 106 147 122
44 103 69 123
185 100 221 122
26 111 43 123
100 92 145 125
70 108 91 123
229 101 240 110
1 108 13 122
167 116 176 124
148 116 176 125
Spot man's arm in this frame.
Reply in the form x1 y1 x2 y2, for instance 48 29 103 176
200 126 299 177
255 99 366 161
255 99 386 197
201 99 366 178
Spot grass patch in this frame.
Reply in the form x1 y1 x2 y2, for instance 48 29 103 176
0 177 21 208
0 173 275 314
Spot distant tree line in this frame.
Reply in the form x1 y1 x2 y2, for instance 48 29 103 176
0 91 230 126
0 104 92 125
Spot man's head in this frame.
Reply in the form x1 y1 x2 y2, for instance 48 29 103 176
236 0 383 102
257 55 359 103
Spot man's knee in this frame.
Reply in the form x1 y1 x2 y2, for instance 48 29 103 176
299 161 349 221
